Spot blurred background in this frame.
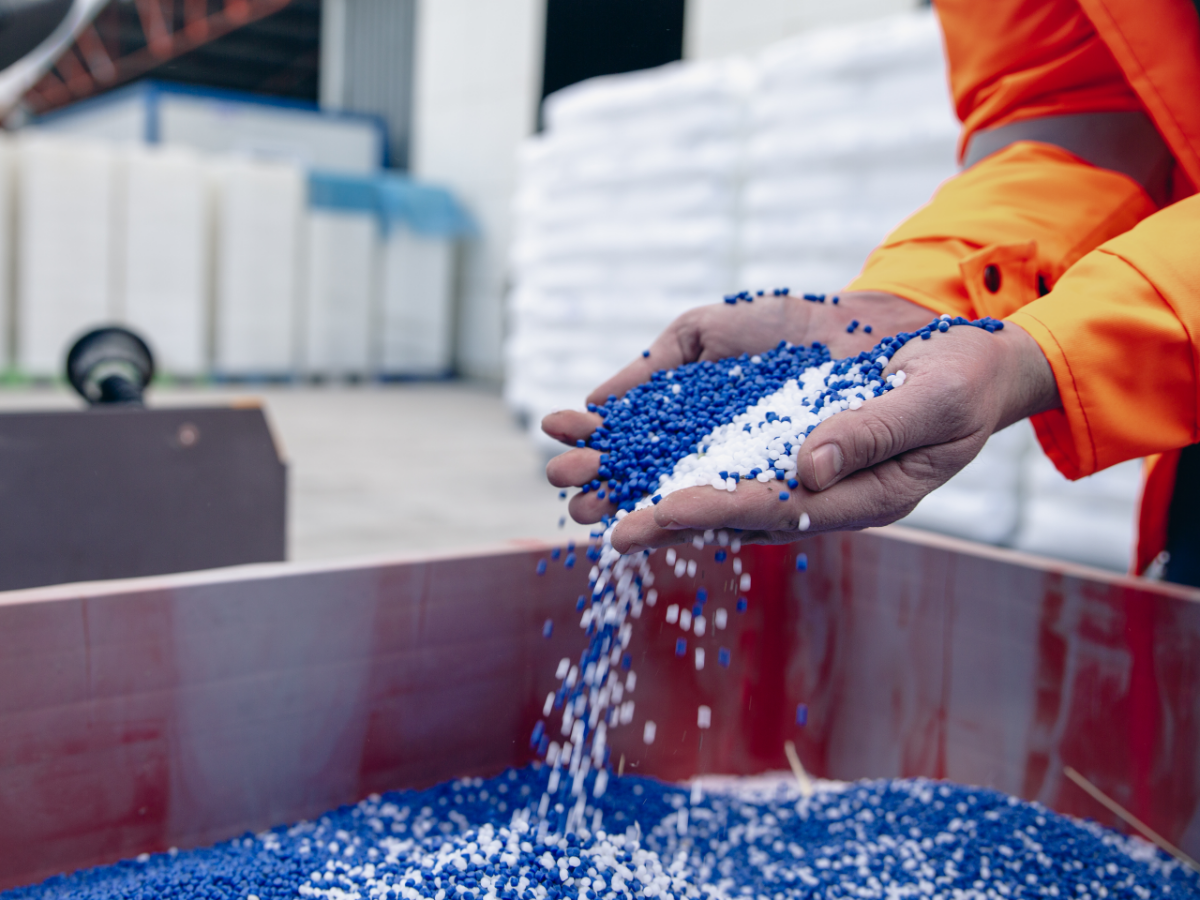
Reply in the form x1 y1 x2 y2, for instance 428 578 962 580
0 0 1141 574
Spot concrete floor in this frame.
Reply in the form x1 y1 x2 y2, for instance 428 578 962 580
0 380 592 562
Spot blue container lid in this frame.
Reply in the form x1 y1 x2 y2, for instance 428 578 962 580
308 170 476 238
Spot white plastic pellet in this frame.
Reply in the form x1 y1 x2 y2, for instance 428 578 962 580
592 769 608 798
715 608 728 629
679 609 692 631
692 535 704 550
693 615 706 636
556 658 570 679
626 671 636 692
665 548 676 565
694 648 705 670
674 559 687 578
646 588 658 606
703 529 715 543
621 700 634 724
733 557 743 575
686 560 697 577
543 692 555 716
731 537 741 553
665 604 679 624
799 512 811 531
697 705 712 728
740 573 751 591
718 530 730 547
643 721 656 744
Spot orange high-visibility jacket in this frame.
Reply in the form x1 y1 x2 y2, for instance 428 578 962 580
847 0 1200 573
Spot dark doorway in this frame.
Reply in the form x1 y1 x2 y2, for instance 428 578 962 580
540 0 685 113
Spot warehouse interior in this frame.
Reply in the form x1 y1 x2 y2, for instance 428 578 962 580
0 0 1140 573
2 0 1198 893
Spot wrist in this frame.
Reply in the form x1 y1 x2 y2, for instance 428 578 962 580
996 321 1061 428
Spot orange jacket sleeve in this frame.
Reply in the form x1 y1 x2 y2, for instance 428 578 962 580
846 141 1157 318
1008 193 1200 479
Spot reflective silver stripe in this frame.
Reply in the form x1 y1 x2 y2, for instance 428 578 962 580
962 111 1173 202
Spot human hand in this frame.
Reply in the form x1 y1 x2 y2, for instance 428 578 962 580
544 291 935 526
608 320 1060 553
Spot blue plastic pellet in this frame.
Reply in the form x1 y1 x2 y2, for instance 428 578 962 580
24 765 1191 900
697 588 707 602
715 550 727 562
542 619 553 638
565 553 575 568
795 553 808 572
559 489 567 499
779 491 790 500
642 350 651 357
536 559 547 575
796 703 808 726
675 638 687 656
863 325 873 334
787 478 798 489
718 647 731 667
737 597 748 613
551 548 561 560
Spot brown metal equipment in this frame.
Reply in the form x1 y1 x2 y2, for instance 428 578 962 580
0 526 1197 890
0 405 286 591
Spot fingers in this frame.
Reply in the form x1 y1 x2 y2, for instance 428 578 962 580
651 482 803 534
545 447 602 488
568 489 615 525
541 409 603 446
609 508 699 554
796 374 972 493
791 439 982 531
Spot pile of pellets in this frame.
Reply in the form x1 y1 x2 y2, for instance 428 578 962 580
7 307 1196 900
8 768 1193 900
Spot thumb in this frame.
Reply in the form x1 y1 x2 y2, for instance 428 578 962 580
796 376 968 492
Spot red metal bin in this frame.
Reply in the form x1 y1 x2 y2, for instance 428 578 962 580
1 526 1197 890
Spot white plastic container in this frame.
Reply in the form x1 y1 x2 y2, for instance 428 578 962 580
378 228 455 377
302 209 374 377
114 144 210 375
210 157 305 376
33 81 385 174
16 134 116 376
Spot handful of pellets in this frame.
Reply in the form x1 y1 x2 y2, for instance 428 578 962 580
534 314 1009 793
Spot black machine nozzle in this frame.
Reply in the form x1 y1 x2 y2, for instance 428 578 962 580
66 326 155 406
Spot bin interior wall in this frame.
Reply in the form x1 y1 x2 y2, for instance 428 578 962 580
0 527 1197 890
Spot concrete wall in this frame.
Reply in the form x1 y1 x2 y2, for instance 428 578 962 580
409 0 545 381
684 0 920 60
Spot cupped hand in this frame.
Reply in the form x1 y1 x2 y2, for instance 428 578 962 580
608 320 1061 552
543 291 935 524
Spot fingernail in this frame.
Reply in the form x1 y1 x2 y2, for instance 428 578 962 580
811 444 844 489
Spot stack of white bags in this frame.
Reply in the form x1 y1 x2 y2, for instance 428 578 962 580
505 8 1141 572
505 59 751 432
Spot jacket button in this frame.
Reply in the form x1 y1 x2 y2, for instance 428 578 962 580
983 264 1001 293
